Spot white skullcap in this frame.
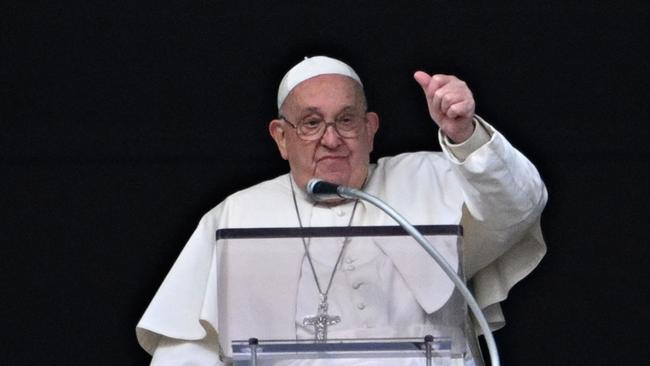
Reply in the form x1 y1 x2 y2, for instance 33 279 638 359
277 56 363 109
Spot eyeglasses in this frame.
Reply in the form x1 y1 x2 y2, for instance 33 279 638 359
280 113 367 141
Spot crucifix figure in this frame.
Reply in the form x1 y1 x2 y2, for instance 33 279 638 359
303 295 340 341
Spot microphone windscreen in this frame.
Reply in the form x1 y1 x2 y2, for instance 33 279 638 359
307 179 340 195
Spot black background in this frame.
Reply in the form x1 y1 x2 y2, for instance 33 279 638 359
2 1 649 365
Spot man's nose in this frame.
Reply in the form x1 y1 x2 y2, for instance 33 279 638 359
319 123 343 148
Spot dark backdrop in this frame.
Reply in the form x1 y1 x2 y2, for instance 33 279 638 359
2 1 648 365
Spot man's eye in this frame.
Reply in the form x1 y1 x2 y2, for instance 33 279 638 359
337 116 356 128
302 119 322 128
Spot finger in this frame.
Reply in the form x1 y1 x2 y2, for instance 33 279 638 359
437 78 473 113
427 74 456 104
426 87 443 120
416 72 451 99
447 99 475 119
440 91 473 117
440 91 464 116
413 71 432 91
429 74 453 91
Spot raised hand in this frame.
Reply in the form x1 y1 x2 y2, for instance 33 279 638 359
413 72 476 143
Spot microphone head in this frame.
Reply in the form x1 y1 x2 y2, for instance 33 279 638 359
306 178 323 195
307 179 340 195
307 178 342 201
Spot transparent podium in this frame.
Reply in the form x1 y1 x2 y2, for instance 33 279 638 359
215 225 481 366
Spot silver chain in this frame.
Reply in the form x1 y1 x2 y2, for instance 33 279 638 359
289 176 359 299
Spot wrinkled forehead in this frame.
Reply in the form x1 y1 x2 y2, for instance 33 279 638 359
277 56 363 109
282 74 364 115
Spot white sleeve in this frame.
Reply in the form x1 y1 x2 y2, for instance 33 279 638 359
150 333 225 366
439 116 548 331
439 116 547 274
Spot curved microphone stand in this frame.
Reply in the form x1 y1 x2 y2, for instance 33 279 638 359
308 179 500 366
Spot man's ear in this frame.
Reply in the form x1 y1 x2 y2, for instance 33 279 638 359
269 119 289 160
365 111 379 152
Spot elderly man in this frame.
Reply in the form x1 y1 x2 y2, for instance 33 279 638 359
136 56 547 365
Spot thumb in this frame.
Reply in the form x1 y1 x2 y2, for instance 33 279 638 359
413 71 432 91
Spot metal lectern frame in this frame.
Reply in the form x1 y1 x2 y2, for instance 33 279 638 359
216 225 478 365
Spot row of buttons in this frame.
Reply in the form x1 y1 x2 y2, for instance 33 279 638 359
343 252 367 313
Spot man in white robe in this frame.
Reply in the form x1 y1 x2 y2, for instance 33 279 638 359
136 56 547 365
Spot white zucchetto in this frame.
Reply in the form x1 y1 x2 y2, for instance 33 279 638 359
277 56 363 109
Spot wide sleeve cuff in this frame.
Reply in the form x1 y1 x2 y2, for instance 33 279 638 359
440 116 492 162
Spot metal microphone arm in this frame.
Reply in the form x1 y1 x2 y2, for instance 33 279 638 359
338 185 501 366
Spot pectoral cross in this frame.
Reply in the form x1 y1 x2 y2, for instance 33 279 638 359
302 296 340 341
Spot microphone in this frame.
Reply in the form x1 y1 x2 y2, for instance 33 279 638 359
307 179 340 195
307 179 355 201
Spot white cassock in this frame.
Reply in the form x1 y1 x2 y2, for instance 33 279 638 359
136 118 548 365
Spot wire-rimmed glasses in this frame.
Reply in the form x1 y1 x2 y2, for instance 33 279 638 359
280 113 367 141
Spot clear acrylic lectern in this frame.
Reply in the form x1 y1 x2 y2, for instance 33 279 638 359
215 225 480 365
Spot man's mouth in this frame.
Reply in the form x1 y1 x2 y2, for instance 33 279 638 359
317 155 348 163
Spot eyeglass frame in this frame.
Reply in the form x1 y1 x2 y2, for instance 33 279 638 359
279 111 369 141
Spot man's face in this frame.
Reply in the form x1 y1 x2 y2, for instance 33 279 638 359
269 74 379 191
